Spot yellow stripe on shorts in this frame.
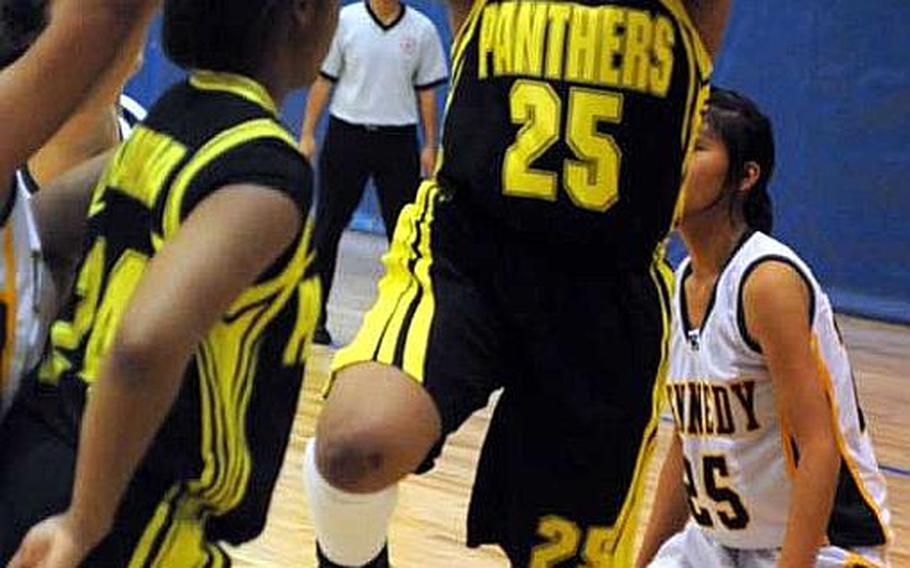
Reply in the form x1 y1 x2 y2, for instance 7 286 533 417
332 181 440 385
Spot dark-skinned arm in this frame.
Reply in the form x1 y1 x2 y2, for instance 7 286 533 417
0 0 157 196
8 185 302 568
32 151 113 295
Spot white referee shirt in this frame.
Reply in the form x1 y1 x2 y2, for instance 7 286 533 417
321 1 448 127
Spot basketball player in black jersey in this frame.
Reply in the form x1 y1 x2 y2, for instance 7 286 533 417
4 1 337 566
304 1 735 566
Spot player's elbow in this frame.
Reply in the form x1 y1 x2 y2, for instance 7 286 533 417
105 325 190 392
798 430 841 473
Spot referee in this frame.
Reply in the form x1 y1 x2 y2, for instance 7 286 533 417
300 0 447 345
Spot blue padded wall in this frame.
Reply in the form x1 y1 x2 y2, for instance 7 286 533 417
706 0 910 322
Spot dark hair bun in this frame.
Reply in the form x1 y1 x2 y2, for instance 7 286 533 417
163 0 286 75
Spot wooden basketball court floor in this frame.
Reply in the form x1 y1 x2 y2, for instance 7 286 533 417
228 231 909 567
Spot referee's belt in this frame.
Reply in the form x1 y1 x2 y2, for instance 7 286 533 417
332 116 416 134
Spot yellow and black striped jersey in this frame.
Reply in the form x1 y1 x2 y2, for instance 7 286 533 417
437 0 712 264
38 71 320 543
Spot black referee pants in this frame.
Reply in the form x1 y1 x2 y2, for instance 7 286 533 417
313 116 420 329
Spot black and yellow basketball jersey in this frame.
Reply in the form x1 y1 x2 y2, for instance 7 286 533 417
437 0 712 263
39 71 320 544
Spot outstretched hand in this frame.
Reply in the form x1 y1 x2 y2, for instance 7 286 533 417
6 515 92 568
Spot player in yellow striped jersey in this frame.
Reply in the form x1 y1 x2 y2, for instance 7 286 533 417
304 2 735 567
3 1 338 566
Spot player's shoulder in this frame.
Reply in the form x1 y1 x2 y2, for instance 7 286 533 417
734 232 820 312
339 2 368 22
142 77 287 158
736 232 817 282
740 231 796 258
404 5 436 29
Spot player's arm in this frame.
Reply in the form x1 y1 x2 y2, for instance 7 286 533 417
414 24 447 178
416 88 439 176
299 76 334 160
743 261 841 568
636 432 691 567
682 0 733 58
9 186 302 567
0 0 156 190
31 151 113 294
299 22 342 162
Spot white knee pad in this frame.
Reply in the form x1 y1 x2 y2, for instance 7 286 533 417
303 439 398 566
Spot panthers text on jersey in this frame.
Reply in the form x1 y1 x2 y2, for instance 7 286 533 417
438 0 712 264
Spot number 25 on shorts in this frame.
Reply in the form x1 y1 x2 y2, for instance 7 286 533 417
503 79 623 212
530 515 618 567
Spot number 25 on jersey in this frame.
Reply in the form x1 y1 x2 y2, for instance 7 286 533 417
503 79 623 212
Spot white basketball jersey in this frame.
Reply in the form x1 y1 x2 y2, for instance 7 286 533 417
0 173 56 416
667 231 891 550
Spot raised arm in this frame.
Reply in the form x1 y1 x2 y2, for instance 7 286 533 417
743 261 841 568
682 0 733 58
0 0 156 186
8 185 301 568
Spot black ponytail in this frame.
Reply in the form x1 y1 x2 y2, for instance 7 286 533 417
705 87 776 234
743 180 773 234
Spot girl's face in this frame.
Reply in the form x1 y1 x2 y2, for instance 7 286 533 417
680 121 731 221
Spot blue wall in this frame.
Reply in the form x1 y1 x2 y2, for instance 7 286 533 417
126 1 910 323
708 1 910 322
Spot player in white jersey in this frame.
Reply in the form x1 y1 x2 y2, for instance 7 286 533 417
637 88 891 568
0 0 147 416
